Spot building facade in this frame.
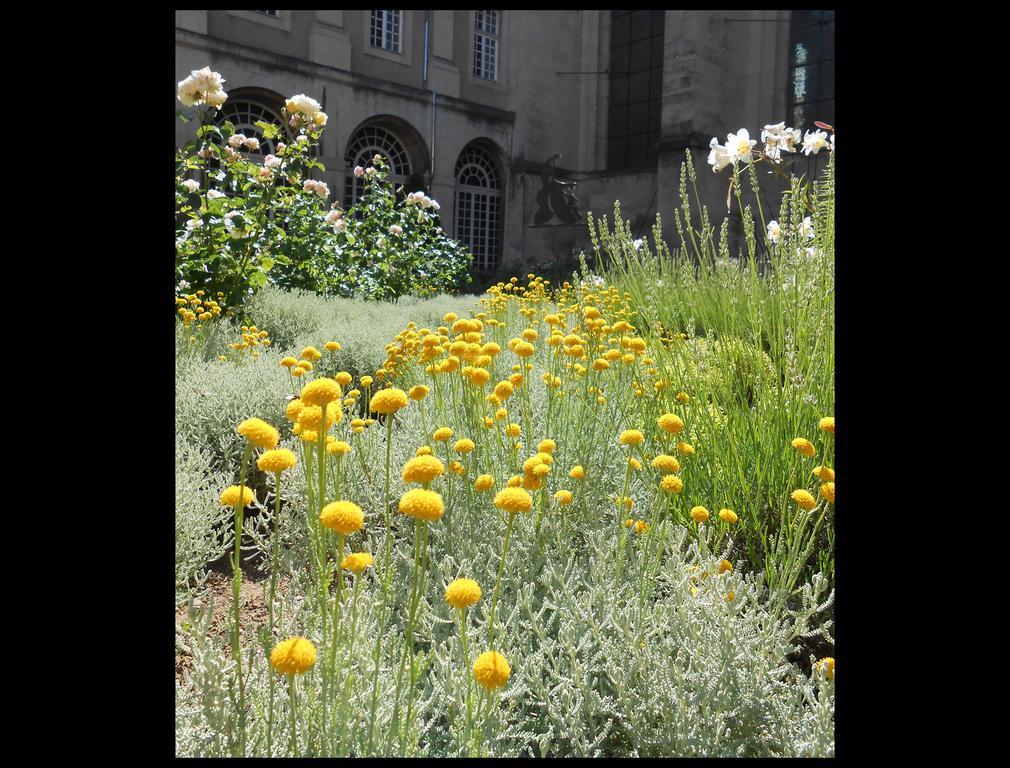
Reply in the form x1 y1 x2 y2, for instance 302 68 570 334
176 10 834 283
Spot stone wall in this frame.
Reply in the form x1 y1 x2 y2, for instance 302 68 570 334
176 10 811 276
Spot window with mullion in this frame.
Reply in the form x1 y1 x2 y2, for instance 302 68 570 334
787 11 834 130
607 10 664 170
473 11 500 81
370 10 402 53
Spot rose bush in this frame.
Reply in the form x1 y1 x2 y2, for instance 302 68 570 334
176 67 472 308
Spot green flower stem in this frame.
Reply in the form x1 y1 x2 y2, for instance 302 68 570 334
400 521 430 755
381 415 395 598
488 512 516 650
288 674 299 757
317 426 329 739
231 441 253 755
338 577 362 756
266 469 283 758
328 533 346 713
459 607 474 755
365 605 385 755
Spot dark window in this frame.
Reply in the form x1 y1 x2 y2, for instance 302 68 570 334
473 11 500 80
454 145 502 271
787 11 834 130
607 10 664 170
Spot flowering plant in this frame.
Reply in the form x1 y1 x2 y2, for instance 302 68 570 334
307 154 472 301
176 66 471 306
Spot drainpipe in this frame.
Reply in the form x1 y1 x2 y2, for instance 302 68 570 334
424 12 436 191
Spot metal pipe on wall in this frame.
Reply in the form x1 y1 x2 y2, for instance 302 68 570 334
424 12 436 190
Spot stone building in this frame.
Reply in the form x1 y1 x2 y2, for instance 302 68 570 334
176 10 834 283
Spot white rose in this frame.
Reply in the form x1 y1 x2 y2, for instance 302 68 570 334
354 165 365 178
389 224 403 236
186 218 203 231
365 167 377 177
204 89 228 108
244 137 260 152
181 179 200 193
190 66 225 93
334 218 346 233
207 189 225 199
286 93 321 118
177 76 200 106
264 155 282 169
227 133 247 149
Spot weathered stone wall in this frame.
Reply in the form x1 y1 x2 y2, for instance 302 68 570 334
176 10 812 276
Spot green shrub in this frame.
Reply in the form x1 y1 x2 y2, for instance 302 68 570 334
176 68 473 305
245 287 478 376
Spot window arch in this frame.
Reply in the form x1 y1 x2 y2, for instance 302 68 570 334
344 123 412 206
454 142 503 272
217 93 289 158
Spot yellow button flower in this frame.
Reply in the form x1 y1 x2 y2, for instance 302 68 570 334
472 650 511 691
341 552 374 576
493 487 533 515
791 437 816 457
445 578 482 609
402 455 445 485
658 413 685 435
257 449 297 473
320 500 365 534
718 508 738 524
270 637 316 676
690 506 710 524
219 485 255 507
399 488 445 521
790 489 817 510
236 418 280 450
370 387 409 414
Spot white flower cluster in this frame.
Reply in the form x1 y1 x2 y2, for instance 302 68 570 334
709 122 834 172
227 133 261 152
760 122 801 161
177 67 228 109
181 179 200 194
285 94 328 128
303 179 330 199
224 210 254 239
405 191 440 210
767 216 815 244
324 207 346 233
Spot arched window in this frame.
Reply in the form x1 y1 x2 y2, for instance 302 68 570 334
217 96 288 158
344 123 412 207
454 143 502 271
